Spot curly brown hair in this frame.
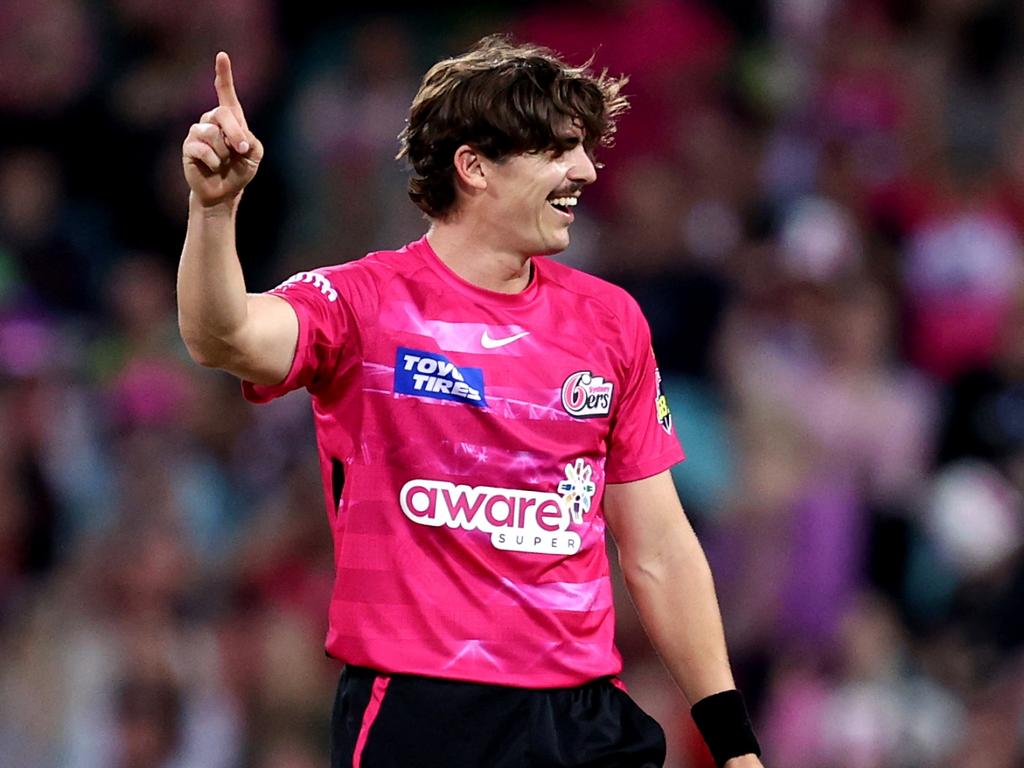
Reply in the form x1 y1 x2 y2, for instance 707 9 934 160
396 34 629 219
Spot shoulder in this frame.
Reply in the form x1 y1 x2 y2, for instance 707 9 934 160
278 240 428 305
314 240 423 280
537 257 646 326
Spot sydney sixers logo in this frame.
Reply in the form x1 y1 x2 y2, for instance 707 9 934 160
560 371 613 418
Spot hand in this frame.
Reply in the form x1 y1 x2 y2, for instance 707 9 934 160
182 51 264 208
724 755 764 768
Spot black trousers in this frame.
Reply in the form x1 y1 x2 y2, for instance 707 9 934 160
330 665 666 768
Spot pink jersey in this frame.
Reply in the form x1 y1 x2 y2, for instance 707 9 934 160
243 236 684 687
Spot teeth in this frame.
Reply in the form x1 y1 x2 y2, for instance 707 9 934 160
549 197 578 208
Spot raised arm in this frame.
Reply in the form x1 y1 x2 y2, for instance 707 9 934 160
604 470 763 768
177 51 297 385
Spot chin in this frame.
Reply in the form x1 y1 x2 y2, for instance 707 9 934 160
536 243 567 256
537 233 571 256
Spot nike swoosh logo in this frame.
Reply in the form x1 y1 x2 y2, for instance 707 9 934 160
480 330 531 349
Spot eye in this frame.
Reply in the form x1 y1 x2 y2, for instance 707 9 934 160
550 136 582 158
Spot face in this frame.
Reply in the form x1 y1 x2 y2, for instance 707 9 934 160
476 127 597 256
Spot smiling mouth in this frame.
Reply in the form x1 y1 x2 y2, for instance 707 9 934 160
547 195 579 214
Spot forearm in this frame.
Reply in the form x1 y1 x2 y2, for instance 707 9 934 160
620 527 735 704
177 192 250 365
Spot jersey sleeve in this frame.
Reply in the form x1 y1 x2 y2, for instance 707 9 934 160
242 268 352 403
604 306 686 484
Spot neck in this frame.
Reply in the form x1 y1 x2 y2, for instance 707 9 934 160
425 220 533 294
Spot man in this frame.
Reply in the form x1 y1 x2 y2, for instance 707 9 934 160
178 35 763 768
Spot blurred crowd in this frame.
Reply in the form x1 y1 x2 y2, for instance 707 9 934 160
2 0 1024 766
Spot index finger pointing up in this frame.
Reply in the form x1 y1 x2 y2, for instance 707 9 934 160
214 51 243 111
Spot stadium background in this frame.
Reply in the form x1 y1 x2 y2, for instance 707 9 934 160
3 0 1024 765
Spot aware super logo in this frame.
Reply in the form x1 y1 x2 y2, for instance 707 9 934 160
400 460 597 555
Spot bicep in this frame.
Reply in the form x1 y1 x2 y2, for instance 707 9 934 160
219 293 299 385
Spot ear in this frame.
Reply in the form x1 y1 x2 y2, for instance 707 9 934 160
453 144 488 192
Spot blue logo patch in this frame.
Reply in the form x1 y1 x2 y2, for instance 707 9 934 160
394 347 487 407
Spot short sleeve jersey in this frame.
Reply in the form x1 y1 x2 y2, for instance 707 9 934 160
244 236 685 688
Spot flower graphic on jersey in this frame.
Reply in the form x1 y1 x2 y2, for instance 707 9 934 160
558 459 597 524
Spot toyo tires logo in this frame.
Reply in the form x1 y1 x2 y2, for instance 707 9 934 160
560 371 613 418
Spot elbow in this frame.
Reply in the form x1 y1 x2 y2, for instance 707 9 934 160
179 324 228 369
620 557 665 591
186 347 221 369
182 339 219 369
620 546 715 592
619 551 660 591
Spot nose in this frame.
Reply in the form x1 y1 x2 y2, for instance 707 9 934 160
568 143 597 185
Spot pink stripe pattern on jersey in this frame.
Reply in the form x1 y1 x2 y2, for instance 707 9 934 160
243 236 686 688
353 674 391 768
497 576 613 612
380 300 534 356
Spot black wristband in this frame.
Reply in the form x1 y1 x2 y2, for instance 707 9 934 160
690 689 761 767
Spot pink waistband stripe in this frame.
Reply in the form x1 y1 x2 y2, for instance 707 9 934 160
353 674 391 768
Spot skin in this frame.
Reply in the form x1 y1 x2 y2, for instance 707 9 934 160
178 52 296 386
177 52 764 768
425 133 594 294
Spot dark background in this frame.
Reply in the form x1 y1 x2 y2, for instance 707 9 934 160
2 1 1024 765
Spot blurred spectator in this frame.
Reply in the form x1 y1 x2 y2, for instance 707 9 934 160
281 17 423 268
3 2 1024 765
107 0 280 130
0 148 103 315
113 671 184 768
938 289 1024 490
903 203 1023 380
517 0 734 213
597 158 733 380
0 0 99 116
